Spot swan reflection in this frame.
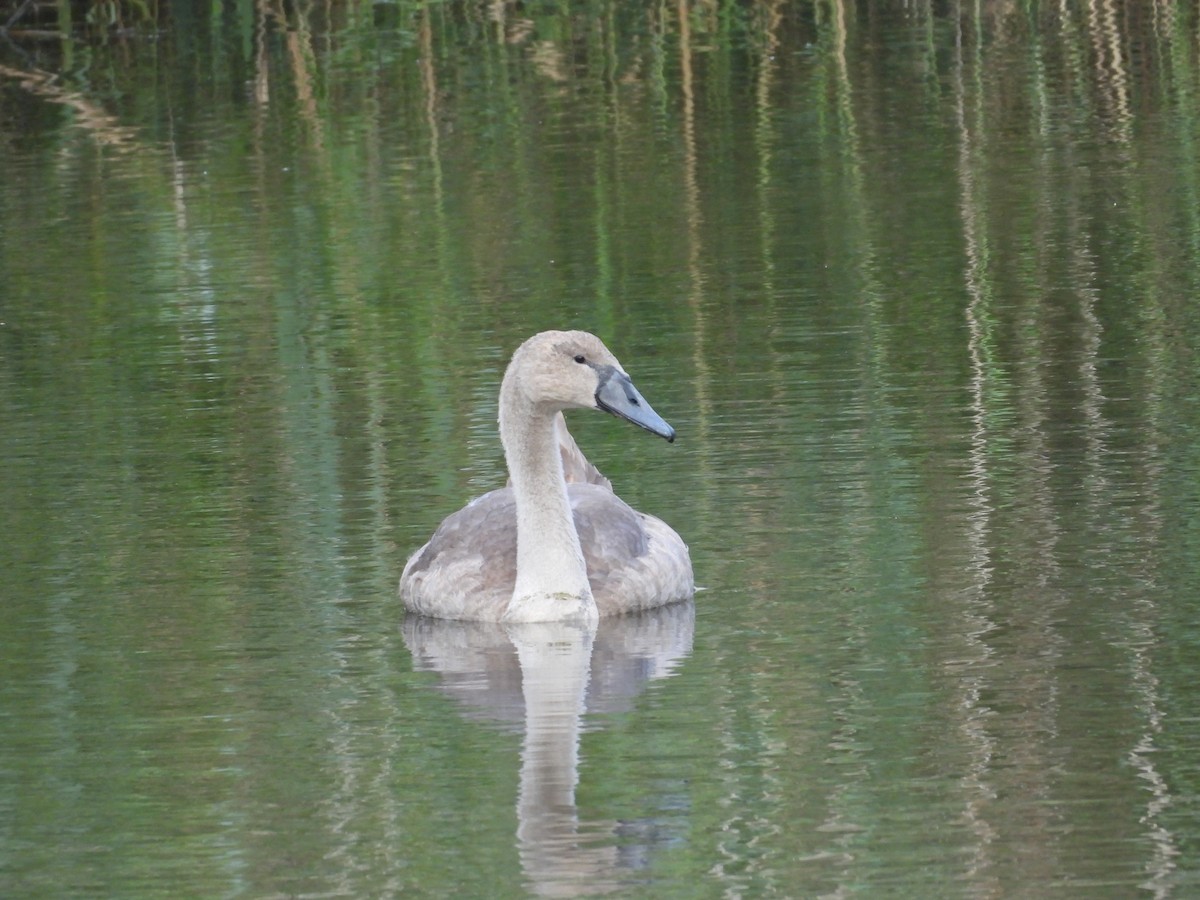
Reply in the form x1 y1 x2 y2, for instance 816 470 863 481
402 601 694 896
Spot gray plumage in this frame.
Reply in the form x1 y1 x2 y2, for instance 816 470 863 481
399 331 694 623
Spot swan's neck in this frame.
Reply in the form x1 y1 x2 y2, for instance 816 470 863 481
500 392 597 625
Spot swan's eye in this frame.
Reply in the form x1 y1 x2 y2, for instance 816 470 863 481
574 355 586 364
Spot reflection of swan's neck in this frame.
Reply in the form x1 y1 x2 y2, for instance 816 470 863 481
399 609 698 898
512 624 592 828
500 383 596 624
509 623 616 895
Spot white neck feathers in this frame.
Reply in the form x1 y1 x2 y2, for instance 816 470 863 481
499 378 598 625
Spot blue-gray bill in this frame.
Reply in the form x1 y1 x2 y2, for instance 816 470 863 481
594 368 676 442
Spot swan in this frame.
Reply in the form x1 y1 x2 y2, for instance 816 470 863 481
400 330 694 624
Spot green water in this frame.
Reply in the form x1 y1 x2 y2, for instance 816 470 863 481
3 2 1200 896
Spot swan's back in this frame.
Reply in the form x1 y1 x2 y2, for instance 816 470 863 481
401 483 692 621
399 330 694 622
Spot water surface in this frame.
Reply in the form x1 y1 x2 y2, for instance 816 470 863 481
3 2 1200 896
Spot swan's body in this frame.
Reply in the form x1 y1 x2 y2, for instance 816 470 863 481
400 330 694 624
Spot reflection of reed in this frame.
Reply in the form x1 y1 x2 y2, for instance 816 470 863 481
946 4 1184 891
283 5 323 150
255 0 325 150
804 1 906 874
752 0 782 299
1119 108 1178 898
253 0 271 107
676 0 703 293
0 63 139 147
954 9 1093 882
1085 0 1133 143
751 0 783 511
1060 91 1178 893
1126 629 1177 899
953 10 1002 888
674 0 714 474
419 6 446 227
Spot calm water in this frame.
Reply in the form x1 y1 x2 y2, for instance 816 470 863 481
3 1 1200 896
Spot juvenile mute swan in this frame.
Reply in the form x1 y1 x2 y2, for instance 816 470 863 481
400 330 694 624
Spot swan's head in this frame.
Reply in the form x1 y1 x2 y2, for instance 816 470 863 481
504 330 676 442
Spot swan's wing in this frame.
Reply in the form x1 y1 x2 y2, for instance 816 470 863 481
569 484 694 615
554 413 612 488
401 482 693 620
400 488 517 621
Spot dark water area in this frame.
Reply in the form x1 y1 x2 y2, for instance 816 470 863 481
3 1 1200 896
